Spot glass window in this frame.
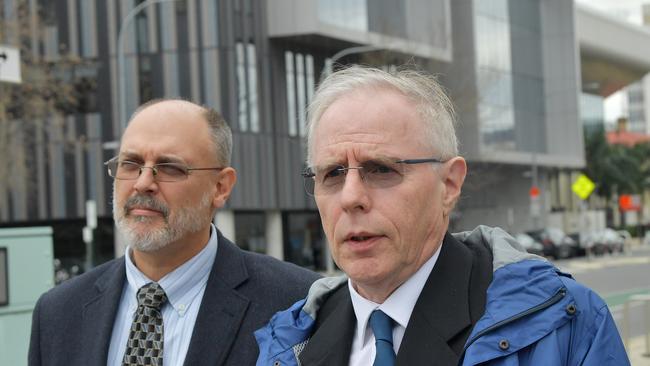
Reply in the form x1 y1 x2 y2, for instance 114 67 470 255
80 0 98 57
236 42 248 131
236 42 259 132
200 0 219 47
160 2 177 51
247 43 259 132
284 212 327 271
235 211 266 253
285 51 297 137
295 53 307 137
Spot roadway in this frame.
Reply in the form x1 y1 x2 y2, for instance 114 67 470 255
554 244 650 365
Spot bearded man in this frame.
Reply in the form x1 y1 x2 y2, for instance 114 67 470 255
29 99 319 366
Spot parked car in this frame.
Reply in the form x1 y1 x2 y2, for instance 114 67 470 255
582 228 626 255
514 233 545 256
526 228 577 259
567 232 586 257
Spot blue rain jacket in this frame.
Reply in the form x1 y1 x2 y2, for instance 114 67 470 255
255 226 630 365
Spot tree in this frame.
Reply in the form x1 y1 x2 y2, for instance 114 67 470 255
0 0 95 220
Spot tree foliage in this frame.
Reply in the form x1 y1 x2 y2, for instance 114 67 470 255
1 0 97 217
584 127 650 199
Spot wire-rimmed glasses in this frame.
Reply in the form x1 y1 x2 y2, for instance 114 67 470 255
104 157 224 182
302 157 444 196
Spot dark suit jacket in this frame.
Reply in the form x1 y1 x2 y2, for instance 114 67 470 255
28 231 320 366
298 232 493 366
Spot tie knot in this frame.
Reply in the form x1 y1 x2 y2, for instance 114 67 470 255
136 282 167 310
369 310 394 343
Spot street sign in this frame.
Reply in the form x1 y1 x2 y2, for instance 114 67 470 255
619 194 641 211
0 45 21 83
529 186 540 198
572 174 595 200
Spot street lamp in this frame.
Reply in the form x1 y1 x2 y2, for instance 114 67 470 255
321 45 385 79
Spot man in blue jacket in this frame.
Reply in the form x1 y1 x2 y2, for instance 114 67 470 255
255 66 629 365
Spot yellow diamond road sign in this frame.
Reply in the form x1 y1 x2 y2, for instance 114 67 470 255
572 174 595 200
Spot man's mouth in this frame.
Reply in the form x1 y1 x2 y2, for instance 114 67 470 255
344 232 383 243
349 235 373 241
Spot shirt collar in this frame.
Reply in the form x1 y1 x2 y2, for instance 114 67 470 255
349 242 442 346
124 224 219 315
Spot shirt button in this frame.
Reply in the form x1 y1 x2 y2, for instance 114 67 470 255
179 304 186 310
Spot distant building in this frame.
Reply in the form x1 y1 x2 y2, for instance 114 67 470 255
625 4 650 134
1 0 645 271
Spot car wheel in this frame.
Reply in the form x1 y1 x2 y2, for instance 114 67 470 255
557 245 572 259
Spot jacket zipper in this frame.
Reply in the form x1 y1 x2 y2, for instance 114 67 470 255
461 287 567 354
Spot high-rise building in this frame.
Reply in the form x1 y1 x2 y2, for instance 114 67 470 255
0 0 588 270
625 4 650 135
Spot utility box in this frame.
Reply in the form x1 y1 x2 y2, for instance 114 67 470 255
0 227 54 366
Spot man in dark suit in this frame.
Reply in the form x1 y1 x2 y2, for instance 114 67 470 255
255 66 628 365
29 99 319 366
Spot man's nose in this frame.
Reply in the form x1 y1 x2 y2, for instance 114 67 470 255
339 169 370 212
133 167 158 193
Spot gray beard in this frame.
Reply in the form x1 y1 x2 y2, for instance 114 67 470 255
113 188 213 252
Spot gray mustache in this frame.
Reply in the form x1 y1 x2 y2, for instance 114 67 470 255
124 195 169 217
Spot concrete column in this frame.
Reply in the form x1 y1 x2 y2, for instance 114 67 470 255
265 210 284 260
214 209 235 242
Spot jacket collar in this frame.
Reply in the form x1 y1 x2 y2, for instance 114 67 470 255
395 232 481 364
182 231 251 366
81 259 127 365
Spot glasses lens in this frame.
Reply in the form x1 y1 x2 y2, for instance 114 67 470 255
154 163 189 182
361 160 404 189
114 161 141 180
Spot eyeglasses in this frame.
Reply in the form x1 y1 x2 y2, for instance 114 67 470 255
104 157 224 182
302 158 444 196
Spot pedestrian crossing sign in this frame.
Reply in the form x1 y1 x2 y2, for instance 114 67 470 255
572 174 595 200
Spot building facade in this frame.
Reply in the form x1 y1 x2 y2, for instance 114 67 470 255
0 0 584 271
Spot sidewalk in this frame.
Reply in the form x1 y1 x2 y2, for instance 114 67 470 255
628 335 650 365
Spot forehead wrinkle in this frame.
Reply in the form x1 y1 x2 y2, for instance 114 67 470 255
314 140 389 168
119 148 188 165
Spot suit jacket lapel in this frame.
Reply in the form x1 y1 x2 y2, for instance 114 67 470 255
299 284 355 366
81 259 126 366
396 233 480 365
183 234 251 366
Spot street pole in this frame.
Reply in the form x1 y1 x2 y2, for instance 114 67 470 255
321 45 385 79
117 0 177 134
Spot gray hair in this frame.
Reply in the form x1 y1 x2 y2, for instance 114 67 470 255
129 98 232 166
306 65 458 165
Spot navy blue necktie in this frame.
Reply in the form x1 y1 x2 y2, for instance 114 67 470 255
369 310 396 366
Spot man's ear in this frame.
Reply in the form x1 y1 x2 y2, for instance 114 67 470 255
212 167 237 209
441 157 467 215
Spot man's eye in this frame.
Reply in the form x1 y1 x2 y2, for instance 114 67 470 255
157 164 187 177
119 161 140 171
322 166 345 182
365 162 396 174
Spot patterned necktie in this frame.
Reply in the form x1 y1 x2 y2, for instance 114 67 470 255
123 282 168 366
369 310 396 366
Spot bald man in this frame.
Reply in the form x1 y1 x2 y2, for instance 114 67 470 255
29 99 319 366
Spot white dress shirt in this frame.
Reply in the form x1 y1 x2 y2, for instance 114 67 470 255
106 224 219 366
348 243 442 366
